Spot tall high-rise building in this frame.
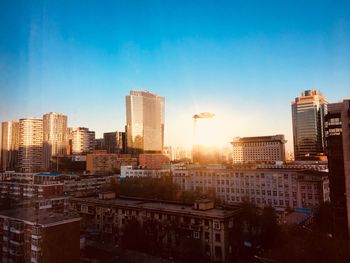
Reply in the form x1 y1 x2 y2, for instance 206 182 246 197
292 90 327 160
0 121 19 171
103 131 126 154
94 138 105 150
19 118 43 172
43 112 68 169
325 99 350 238
126 90 165 153
71 127 95 155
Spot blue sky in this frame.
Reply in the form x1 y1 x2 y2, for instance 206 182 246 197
1 0 350 150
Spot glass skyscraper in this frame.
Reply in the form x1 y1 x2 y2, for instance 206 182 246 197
43 112 68 169
126 90 164 153
291 90 327 160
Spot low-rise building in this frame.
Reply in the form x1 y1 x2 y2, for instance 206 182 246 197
139 153 170 169
0 181 63 200
86 151 137 175
62 175 117 197
0 172 35 183
172 166 329 210
120 166 170 179
0 208 80 263
69 197 241 263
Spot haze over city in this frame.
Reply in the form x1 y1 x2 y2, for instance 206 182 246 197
1 0 350 152
2 1 350 263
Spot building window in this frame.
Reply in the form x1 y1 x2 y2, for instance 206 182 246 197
194 231 200 239
214 221 220 230
215 233 221 242
215 246 222 258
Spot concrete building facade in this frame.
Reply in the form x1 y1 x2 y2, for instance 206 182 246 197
231 135 286 164
172 166 329 210
69 197 241 263
18 118 43 173
0 209 80 263
71 127 95 155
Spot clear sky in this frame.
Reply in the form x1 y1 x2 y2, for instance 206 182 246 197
1 0 350 151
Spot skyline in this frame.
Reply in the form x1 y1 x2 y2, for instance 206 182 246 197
1 1 350 151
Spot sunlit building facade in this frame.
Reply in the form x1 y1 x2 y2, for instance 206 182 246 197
172 166 330 210
292 90 327 160
71 127 95 155
325 99 350 238
0 121 19 171
19 118 43 172
126 90 165 153
231 135 286 164
43 112 68 169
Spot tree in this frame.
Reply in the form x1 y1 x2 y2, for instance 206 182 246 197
314 201 332 234
259 206 279 247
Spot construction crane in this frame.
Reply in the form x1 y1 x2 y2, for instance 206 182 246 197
192 112 215 144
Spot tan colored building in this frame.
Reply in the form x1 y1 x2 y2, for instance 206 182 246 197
1 121 19 171
139 153 170 169
86 151 137 175
43 112 68 169
71 127 95 155
0 209 80 263
19 118 43 172
231 135 286 164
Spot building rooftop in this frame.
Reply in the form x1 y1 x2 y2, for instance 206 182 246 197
172 165 329 175
36 172 60 177
231 135 286 143
0 208 80 226
72 196 241 219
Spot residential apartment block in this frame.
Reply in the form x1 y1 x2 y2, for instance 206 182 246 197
18 118 43 173
0 181 63 201
0 209 80 263
70 127 95 155
69 197 241 263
